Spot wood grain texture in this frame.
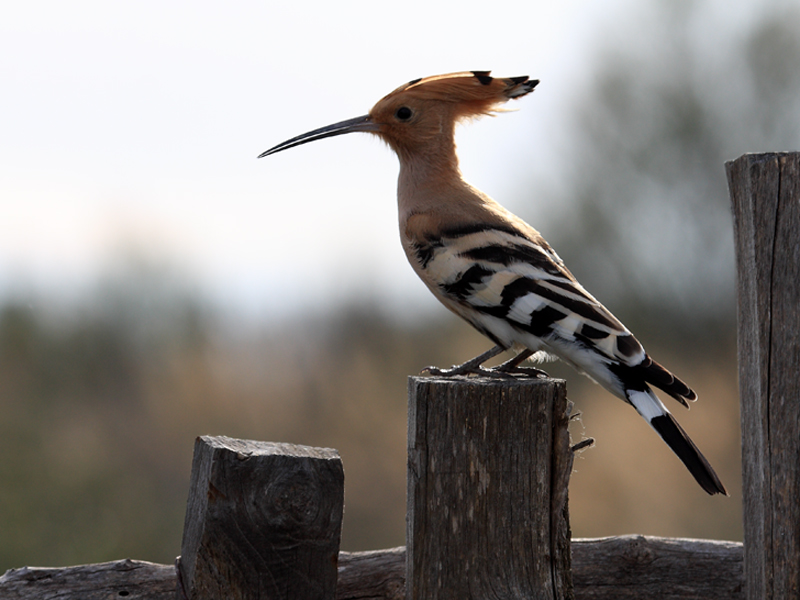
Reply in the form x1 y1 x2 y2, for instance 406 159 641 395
572 536 743 600
176 436 344 600
0 559 176 600
1 538 743 600
337 547 406 600
727 152 800 600
407 376 573 600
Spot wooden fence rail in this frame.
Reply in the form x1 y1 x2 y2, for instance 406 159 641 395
1 151 798 599
0 537 744 600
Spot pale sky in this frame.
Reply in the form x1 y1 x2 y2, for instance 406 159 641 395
0 0 755 321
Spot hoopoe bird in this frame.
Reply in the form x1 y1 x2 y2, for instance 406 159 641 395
259 71 727 495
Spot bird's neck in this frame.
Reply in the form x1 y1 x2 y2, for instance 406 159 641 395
396 141 467 223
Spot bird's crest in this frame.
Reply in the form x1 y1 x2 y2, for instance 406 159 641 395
380 71 538 120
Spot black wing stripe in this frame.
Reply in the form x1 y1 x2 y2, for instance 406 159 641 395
525 305 568 336
580 323 610 339
440 264 494 300
412 240 441 269
461 244 563 275
529 282 619 330
499 276 536 307
616 334 641 358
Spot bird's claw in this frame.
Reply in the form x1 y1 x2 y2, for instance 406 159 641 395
421 345 548 379
422 364 510 378
493 364 549 378
421 364 548 379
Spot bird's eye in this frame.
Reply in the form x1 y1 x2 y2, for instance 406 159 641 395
395 106 413 121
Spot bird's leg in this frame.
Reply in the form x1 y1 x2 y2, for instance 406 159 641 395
492 349 549 378
422 345 507 377
423 346 549 379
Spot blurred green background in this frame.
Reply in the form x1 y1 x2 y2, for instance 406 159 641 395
2 0 800 571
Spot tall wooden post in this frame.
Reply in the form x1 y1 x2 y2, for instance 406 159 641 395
727 152 800 600
176 436 344 600
407 376 574 600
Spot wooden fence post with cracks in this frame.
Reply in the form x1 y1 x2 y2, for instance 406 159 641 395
407 376 574 600
727 152 800 600
176 436 345 600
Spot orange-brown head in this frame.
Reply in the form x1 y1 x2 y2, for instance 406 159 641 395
259 71 538 160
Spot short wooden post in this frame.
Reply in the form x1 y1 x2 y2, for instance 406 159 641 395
407 376 574 600
727 153 800 600
176 436 344 600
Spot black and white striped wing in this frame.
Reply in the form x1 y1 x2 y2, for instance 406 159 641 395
417 225 646 368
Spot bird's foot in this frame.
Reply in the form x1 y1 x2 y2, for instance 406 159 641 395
422 363 517 379
491 349 548 378
492 364 549 378
421 345 507 378
421 345 549 379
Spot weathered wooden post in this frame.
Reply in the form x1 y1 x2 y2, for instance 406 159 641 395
176 436 344 600
407 376 574 600
727 152 800 600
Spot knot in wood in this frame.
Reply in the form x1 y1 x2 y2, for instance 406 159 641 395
623 535 656 565
263 466 326 533
112 559 139 572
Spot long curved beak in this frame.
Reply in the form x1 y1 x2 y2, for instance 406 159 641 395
258 114 379 158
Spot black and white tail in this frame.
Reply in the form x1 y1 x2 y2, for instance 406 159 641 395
627 388 727 495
